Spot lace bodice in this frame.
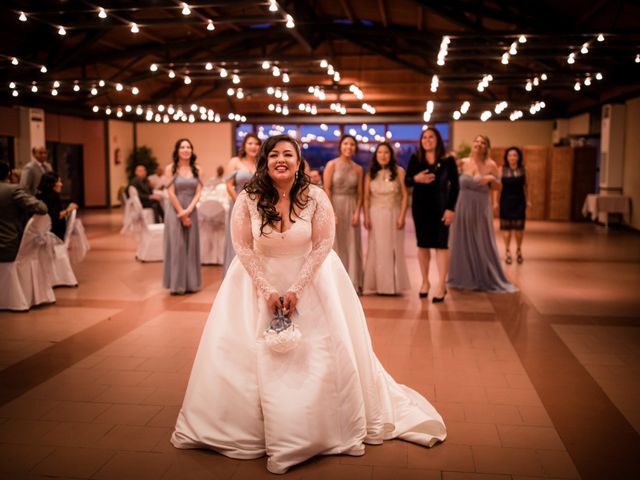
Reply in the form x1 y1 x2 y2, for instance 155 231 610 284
369 170 401 209
231 185 335 300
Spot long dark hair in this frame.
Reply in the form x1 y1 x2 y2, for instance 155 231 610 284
244 134 310 236
417 127 446 163
369 142 398 181
38 171 60 196
239 133 261 158
504 146 524 169
171 138 199 177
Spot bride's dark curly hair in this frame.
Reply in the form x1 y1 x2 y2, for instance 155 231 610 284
244 134 310 235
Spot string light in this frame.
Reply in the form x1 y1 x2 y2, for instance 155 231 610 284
501 52 510 65
285 15 295 28
31 84 38 93
9 82 16 89
595 72 603 80
282 73 290 83
495 101 508 114
584 75 592 86
227 88 235 96
182 3 191 15
150 63 158 72
98 7 107 19
11 57 18 66
19 11 27 22
510 110 523 121
168 69 176 79
53 81 60 88
480 110 492 122
430 74 439 93
525 80 533 91
567 52 576 64
460 101 470 114
219 68 228 78
98 80 105 87
636 54 640 63
262 61 270 69
509 41 518 55
132 86 139 95
90 87 98 95
320 59 328 68
541 73 548 81
437 36 450 66
12 90 19 97
51 89 58 96
597 33 605 42
232 74 240 84
73 83 80 92
581 42 589 54
452 111 461 120
207 20 215 31
477 74 493 92
58 26 66 36
518 34 527 43
269 0 278 12
130 23 139 33
205 62 213 71
92 106 99 113
272 66 280 77
40 65 47 73
184 75 191 84
574 80 581 91
115 83 123 91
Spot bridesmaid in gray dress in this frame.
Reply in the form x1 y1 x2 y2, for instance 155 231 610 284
448 135 516 293
323 134 364 292
223 133 260 274
163 138 203 294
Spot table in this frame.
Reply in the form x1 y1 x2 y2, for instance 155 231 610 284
582 194 631 226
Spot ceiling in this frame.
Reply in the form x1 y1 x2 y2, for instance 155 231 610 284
1 0 639 124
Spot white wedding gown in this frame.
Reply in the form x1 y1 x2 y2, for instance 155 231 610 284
171 186 446 474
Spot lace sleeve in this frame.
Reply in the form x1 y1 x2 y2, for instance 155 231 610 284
288 187 336 298
230 191 278 300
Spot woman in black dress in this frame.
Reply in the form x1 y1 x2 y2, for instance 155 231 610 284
37 171 78 240
405 127 459 302
499 147 528 264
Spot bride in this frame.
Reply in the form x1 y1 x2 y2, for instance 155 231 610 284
171 134 446 474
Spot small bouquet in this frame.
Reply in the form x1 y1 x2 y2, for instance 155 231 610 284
264 300 302 353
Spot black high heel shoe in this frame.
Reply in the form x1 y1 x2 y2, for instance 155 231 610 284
419 291 429 299
432 289 447 303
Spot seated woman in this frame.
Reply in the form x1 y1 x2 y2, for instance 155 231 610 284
36 171 77 240
171 134 446 474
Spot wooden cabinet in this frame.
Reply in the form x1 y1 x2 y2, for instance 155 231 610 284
523 146 549 220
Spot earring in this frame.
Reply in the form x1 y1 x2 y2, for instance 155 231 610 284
294 170 299 180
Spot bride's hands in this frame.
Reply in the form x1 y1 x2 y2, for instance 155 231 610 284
282 291 298 314
267 293 283 314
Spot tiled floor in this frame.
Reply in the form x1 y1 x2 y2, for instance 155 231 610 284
1 210 639 480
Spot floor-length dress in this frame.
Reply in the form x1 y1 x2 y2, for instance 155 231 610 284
163 175 201 293
448 174 517 292
223 168 254 274
363 170 410 295
172 186 446 474
331 162 363 291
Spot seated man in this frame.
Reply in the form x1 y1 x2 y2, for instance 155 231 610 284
130 165 164 223
0 162 48 262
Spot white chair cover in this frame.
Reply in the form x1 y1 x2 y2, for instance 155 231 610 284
0 215 57 311
66 209 90 264
51 210 78 287
198 199 226 265
121 186 164 262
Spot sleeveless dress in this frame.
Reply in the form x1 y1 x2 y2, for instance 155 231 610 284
405 154 460 248
223 167 254 274
448 174 517 292
171 186 446 474
330 161 363 291
363 170 410 295
163 175 202 293
499 166 526 230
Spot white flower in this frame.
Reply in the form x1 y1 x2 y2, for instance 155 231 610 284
264 324 302 353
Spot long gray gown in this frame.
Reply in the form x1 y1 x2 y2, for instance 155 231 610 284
223 168 254 274
163 175 202 293
448 174 517 293
331 161 363 291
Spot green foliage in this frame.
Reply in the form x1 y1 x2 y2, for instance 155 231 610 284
455 141 471 159
126 146 158 180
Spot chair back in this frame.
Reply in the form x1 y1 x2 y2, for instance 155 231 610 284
63 209 76 248
121 186 148 235
198 200 226 229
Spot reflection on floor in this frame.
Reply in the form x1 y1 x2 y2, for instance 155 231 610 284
1 210 639 480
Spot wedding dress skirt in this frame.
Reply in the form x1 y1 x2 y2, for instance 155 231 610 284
171 188 446 474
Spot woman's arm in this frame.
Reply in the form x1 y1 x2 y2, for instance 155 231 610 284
397 168 408 229
231 191 279 302
322 160 335 199
363 173 371 230
225 158 239 199
286 188 336 308
352 164 364 225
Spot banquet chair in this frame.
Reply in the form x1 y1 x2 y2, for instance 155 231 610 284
121 186 164 262
199 199 226 265
65 209 90 264
0 215 57 311
49 210 79 287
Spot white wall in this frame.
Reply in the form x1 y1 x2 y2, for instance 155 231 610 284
452 120 554 150
108 120 134 206
135 122 233 180
568 113 590 136
622 97 640 229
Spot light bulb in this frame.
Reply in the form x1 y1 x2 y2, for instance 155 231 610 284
184 75 191 84
150 63 158 72
205 62 213 70
90 87 98 95
58 26 66 36
182 3 191 15
595 72 603 80
53 80 60 88
31 85 38 93
98 7 107 19
269 0 278 12
262 61 270 69
130 23 139 33
132 86 139 95
92 106 99 112
168 70 175 78
286 15 294 28
581 43 589 54
518 34 526 43
40 65 47 73
73 84 80 92
282 73 290 83
574 81 581 91
232 74 240 84
19 11 27 21
207 20 215 31
12 90 18 97
115 83 123 91
597 34 604 42
11 57 18 65
51 89 58 96
320 59 328 68
541 73 548 81
272 66 280 76
219 68 227 77
99 80 105 87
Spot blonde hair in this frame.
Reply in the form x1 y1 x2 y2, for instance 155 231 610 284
475 134 491 159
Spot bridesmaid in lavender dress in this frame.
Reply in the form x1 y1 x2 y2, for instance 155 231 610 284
163 138 202 294
223 133 260 274
448 135 517 293
363 142 410 295
323 134 364 292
